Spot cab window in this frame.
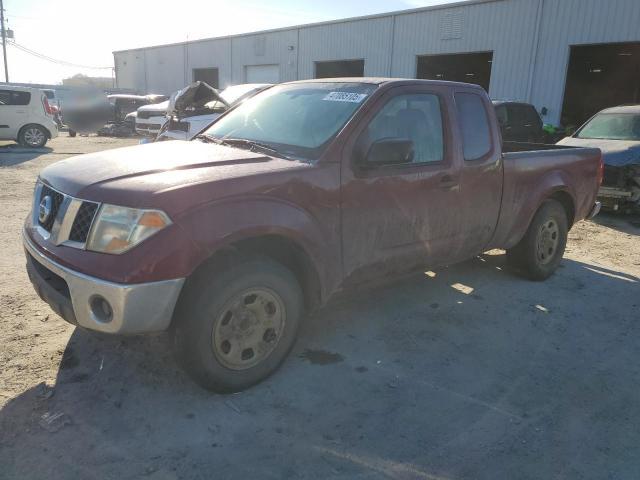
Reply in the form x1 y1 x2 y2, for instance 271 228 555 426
360 93 444 165
456 92 491 161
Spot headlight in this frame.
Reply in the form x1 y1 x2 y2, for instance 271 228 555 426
86 204 171 254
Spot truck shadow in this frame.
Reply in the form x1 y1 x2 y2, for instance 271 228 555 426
1 254 639 479
592 211 640 236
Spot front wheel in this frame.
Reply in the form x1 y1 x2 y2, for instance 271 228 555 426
506 199 568 281
172 255 303 393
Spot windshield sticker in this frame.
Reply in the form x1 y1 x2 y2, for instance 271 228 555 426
323 92 368 103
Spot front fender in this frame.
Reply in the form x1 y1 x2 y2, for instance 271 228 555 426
174 195 339 294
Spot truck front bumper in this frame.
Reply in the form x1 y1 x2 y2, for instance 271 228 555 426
24 232 185 334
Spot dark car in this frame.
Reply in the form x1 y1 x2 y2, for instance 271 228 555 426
493 101 545 144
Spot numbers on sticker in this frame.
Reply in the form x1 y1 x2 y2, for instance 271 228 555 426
323 92 368 103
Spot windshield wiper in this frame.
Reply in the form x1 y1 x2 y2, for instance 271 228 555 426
194 134 218 143
195 134 292 159
218 138 290 159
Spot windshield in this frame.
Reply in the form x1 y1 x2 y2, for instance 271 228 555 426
577 113 640 141
220 84 267 105
203 82 376 160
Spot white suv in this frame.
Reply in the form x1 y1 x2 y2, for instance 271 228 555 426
0 86 59 148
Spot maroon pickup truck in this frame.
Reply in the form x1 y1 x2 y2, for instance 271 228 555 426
24 79 603 392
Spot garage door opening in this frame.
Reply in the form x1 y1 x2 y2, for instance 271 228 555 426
416 52 493 91
245 64 280 84
193 68 219 88
561 42 640 129
315 59 365 79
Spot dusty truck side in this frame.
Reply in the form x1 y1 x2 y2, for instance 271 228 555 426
24 79 602 392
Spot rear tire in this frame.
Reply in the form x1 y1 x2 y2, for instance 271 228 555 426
18 125 48 148
68 130 77 138
506 199 568 281
172 255 303 393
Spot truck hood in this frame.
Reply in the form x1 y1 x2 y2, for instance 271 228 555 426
557 137 640 167
138 100 170 114
40 140 309 210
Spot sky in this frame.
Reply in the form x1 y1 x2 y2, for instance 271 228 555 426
1 0 458 84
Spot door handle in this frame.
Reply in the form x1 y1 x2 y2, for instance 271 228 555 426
438 174 459 189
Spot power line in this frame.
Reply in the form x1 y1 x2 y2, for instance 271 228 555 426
8 40 112 70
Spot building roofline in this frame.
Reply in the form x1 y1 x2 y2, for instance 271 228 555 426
112 0 505 54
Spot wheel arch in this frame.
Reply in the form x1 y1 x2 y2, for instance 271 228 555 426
499 184 577 251
176 232 323 321
18 123 52 140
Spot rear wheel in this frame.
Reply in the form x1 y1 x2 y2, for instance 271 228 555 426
172 255 303 393
68 130 77 138
506 199 568 281
19 125 48 148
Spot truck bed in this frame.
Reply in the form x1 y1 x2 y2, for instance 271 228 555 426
490 143 602 250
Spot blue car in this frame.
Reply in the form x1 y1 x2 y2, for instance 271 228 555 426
558 105 640 211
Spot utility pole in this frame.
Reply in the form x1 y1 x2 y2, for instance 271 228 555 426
0 0 8 82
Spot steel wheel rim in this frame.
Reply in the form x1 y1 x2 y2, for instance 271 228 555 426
537 219 559 265
24 128 45 147
212 287 286 371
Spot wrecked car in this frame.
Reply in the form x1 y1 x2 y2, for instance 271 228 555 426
157 82 272 141
65 93 167 137
24 79 602 393
558 105 640 212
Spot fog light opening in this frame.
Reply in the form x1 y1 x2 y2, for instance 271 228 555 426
90 295 113 324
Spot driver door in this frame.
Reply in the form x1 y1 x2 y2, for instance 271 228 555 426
340 85 464 285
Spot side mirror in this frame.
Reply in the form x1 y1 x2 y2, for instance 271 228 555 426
541 107 548 116
364 138 415 166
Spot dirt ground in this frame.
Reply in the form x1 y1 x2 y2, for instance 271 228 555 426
1 135 639 480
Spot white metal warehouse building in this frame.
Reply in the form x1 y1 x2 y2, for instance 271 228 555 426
113 0 640 127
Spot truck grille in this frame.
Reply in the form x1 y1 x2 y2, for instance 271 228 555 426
137 110 165 120
69 202 99 242
39 184 64 231
136 122 161 130
33 181 100 247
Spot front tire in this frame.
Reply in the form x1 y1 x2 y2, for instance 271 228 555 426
506 199 568 281
18 125 48 148
172 255 303 393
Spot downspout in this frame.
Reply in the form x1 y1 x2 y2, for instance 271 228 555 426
143 50 148 94
389 15 396 76
230 38 234 86
526 0 545 102
296 28 300 80
184 41 188 85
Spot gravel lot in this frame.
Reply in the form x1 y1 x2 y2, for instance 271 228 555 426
1 135 639 480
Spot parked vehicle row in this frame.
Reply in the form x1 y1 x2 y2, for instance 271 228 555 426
24 78 602 392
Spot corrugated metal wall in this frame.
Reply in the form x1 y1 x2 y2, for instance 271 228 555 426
187 38 232 88
530 0 640 124
298 16 394 78
114 0 640 125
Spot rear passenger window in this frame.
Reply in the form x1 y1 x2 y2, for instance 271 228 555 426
361 93 444 164
455 92 492 161
0 90 31 106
